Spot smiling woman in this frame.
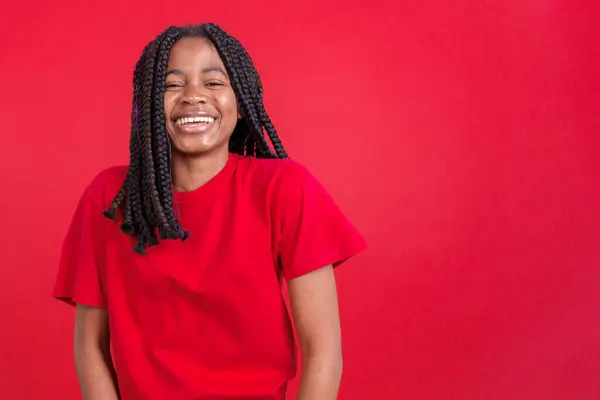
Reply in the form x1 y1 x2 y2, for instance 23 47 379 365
163 38 239 157
52 23 366 400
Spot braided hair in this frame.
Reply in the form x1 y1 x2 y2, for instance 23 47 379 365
103 23 288 255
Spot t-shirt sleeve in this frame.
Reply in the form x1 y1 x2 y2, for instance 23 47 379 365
272 161 367 280
53 183 107 308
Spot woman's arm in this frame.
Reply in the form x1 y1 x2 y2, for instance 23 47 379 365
74 304 120 400
288 265 343 400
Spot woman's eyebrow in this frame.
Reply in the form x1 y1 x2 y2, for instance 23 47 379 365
201 66 227 75
165 67 227 77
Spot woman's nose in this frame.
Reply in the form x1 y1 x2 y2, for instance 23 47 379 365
181 85 208 105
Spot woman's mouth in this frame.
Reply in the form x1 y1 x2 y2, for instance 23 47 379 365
174 116 216 134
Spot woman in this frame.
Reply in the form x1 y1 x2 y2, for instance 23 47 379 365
53 23 366 400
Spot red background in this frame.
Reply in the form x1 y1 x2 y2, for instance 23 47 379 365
1 1 599 399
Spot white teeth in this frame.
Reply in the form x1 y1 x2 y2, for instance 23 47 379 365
175 116 215 125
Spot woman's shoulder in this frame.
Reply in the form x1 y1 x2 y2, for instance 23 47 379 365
82 165 129 209
236 155 323 203
238 155 312 182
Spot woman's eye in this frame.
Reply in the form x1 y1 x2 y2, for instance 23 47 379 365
206 82 224 88
165 83 183 89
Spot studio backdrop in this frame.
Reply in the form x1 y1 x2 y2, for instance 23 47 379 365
0 0 598 399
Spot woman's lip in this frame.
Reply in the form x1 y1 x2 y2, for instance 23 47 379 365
174 119 216 134
172 112 217 120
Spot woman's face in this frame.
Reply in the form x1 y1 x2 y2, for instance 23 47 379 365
163 37 239 157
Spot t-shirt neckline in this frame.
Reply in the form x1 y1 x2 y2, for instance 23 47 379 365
172 152 238 203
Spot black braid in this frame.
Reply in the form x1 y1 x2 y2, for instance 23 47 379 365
152 29 187 239
131 57 155 252
138 31 174 237
104 23 288 254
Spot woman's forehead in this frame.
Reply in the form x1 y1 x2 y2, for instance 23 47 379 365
167 37 224 69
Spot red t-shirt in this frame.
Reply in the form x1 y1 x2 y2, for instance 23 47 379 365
53 153 367 399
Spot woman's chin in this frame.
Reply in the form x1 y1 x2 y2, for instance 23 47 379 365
170 138 226 158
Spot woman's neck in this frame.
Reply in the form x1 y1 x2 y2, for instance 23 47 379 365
170 149 230 193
